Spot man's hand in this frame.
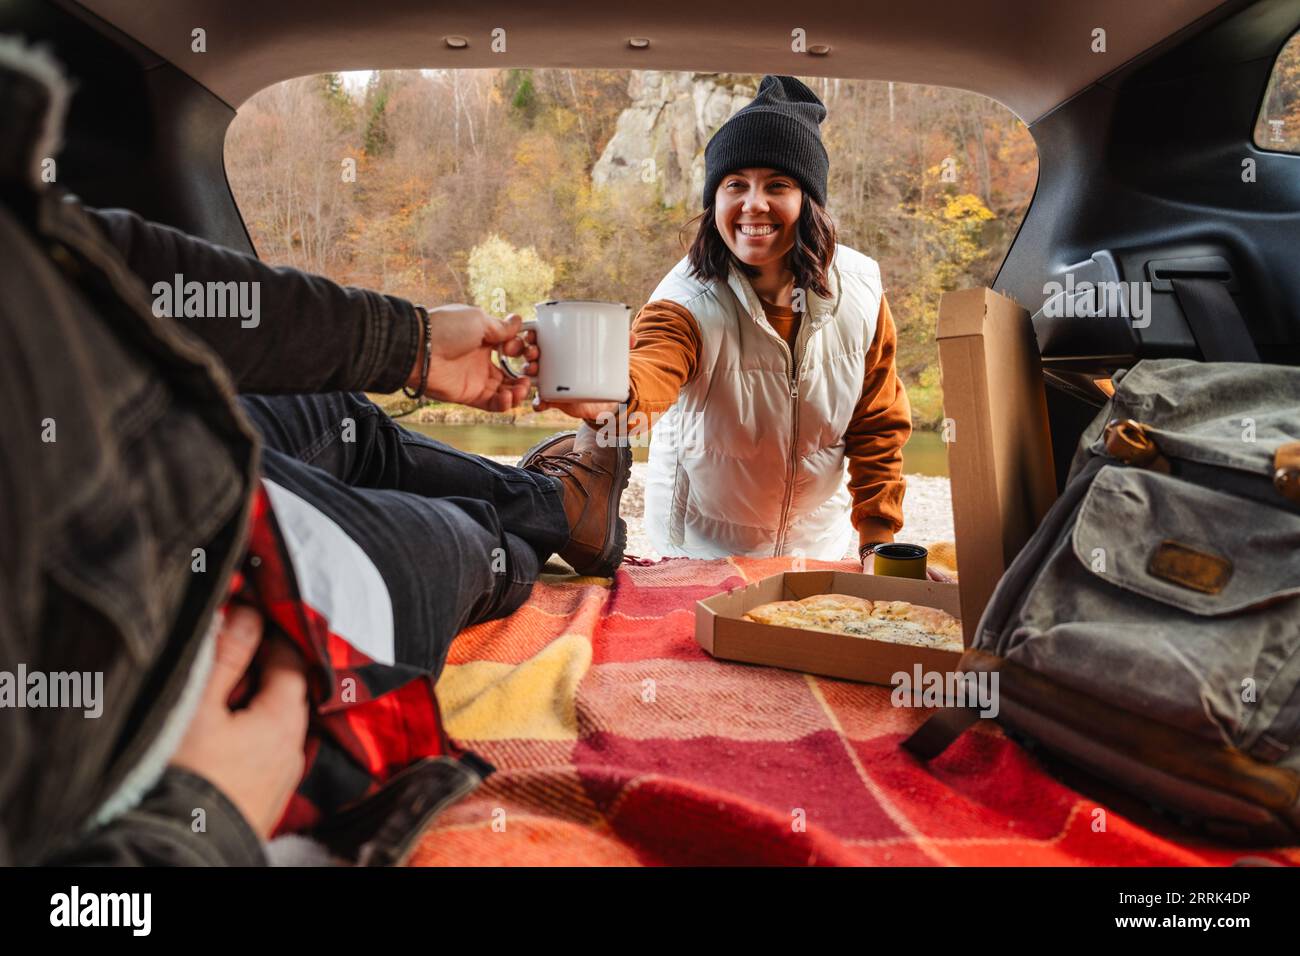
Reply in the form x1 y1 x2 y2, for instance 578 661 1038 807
406 306 540 412
531 328 637 422
169 605 310 839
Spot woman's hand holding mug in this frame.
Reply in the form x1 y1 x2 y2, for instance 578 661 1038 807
861 542 955 583
861 556 955 583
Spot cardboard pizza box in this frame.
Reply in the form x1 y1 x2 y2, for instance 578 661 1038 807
695 570 962 686
936 287 1058 646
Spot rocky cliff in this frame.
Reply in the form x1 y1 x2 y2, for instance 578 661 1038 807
592 72 756 208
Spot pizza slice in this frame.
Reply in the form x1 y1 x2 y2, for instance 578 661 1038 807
743 593 961 651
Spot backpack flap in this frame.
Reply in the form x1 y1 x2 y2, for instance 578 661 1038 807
1087 359 1300 478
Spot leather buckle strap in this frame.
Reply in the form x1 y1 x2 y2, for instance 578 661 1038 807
1274 441 1300 505
1103 418 1170 473
901 705 982 761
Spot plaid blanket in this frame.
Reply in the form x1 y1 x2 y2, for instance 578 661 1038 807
414 555 1300 866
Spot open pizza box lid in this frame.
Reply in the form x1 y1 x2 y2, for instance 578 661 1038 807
695 571 962 686
936 287 1058 646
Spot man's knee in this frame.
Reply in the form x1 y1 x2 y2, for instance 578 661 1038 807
435 515 539 627
490 537 541 615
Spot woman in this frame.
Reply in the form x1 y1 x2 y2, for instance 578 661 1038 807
535 74 940 578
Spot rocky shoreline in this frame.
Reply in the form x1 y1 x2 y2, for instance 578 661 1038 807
378 398 580 428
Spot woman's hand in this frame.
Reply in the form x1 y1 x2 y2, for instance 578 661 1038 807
406 306 541 412
169 605 310 839
532 398 622 422
530 328 637 422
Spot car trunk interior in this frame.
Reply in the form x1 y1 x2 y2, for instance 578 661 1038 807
4 0 1297 488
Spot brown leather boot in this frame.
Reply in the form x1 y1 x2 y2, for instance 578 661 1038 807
518 424 632 577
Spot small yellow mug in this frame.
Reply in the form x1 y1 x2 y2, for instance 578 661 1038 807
872 543 928 579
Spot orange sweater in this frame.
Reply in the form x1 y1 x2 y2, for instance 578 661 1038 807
620 294 912 551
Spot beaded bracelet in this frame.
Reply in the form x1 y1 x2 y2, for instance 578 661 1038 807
858 541 888 562
401 305 432 400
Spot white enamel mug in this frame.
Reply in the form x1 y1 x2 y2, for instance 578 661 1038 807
497 299 632 403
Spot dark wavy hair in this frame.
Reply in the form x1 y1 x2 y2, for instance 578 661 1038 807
681 191 838 300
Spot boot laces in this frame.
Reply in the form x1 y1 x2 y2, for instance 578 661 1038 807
531 450 599 482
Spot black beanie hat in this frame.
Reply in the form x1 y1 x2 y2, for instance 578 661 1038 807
703 75 829 208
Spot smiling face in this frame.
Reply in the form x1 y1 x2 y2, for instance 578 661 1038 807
713 167 803 271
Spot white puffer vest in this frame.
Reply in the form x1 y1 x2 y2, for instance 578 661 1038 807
643 244 883 560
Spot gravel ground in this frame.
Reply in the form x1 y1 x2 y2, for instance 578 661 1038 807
489 458 954 560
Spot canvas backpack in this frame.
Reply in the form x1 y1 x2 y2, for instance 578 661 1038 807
904 358 1300 844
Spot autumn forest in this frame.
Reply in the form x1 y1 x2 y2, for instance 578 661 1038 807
224 68 1042 427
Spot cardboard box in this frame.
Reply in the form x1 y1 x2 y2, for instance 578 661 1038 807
936 288 1058 645
696 570 962 686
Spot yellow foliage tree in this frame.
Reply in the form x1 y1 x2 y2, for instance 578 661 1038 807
893 189 999 426
467 234 556 319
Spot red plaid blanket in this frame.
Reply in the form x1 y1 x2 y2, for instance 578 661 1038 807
412 555 1300 866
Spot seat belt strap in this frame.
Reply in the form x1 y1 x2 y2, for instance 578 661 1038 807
1170 277 1260 362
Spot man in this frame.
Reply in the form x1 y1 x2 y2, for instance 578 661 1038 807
0 37 628 865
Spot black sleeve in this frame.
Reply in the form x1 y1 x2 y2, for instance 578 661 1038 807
87 207 420 395
43 769 267 866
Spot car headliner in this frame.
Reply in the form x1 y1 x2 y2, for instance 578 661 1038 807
69 0 1233 122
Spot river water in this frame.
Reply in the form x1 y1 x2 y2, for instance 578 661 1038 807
405 423 950 476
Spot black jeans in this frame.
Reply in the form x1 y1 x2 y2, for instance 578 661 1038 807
239 392 571 678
